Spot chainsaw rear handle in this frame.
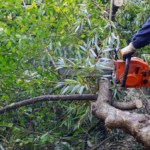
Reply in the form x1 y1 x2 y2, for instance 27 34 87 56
121 57 130 87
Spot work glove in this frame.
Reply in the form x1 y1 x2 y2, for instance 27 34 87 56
119 43 136 61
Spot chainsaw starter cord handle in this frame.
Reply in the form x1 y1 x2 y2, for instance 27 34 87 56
121 57 130 87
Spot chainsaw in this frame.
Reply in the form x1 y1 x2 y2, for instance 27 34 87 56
58 50 150 88
113 57 150 88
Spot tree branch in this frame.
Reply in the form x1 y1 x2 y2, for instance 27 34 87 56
0 94 98 114
83 120 101 150
112 100 142 110
22 0 26 7
91 78 150 148
45 48 57 68
91 133 118 150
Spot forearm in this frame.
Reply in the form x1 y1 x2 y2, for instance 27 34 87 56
132 17 150 49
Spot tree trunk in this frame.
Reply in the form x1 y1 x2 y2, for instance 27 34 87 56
91 78 150 148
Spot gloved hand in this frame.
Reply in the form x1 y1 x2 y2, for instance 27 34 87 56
119 43 136 60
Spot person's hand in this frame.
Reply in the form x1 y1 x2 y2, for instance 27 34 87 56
119 43 136 60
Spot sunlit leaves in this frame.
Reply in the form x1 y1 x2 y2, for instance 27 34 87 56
55 77 86 95
0 0 147 149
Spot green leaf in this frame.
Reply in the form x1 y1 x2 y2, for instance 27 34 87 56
0 144 5 150
7 123 13 127
77 75 83 83
71 85 80 94
87 140 93 147
79 86 84 94
61 85 70 94
79 45 86 51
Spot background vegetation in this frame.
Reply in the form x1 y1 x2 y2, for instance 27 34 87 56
0 0 149 149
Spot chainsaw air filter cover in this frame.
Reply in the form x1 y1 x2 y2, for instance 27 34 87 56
113 57 150 88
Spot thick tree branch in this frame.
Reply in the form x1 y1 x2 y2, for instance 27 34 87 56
112 100 142 110
91 78 150 148
0 94 98 114
0 92 141 115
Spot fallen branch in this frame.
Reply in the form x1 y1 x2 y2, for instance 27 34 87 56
91 78 150 148
0 94 98 114
0 89 143 115
112 100 142 110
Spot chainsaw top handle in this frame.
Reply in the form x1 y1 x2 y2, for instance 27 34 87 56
121 57 130 87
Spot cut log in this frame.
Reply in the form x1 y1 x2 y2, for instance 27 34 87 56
112 99 142 110
91 78 150 148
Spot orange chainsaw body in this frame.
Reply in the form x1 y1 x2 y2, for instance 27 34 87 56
113 57 150 88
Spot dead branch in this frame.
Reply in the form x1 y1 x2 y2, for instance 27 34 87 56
91 78 150 148
0 91 140 115
91 133 118 150
83 120 101 150
0 94 98 114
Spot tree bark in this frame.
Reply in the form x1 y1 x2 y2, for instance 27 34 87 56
0 92 142 115
0 94 98 114
91 78 150 148
112 99 142 110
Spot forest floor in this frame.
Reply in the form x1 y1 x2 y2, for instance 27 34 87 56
103 134 143 150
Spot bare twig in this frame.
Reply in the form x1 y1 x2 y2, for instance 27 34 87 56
139 88 149 102
109 0 114 21
91 133 118 150
138 88 150 114
83 120 101 150
45 48 57 68
22 0 26 7
59 8 71 25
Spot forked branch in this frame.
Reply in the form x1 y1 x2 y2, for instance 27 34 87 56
91 78 150 148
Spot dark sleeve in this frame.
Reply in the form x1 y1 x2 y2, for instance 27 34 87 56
132 17 150 49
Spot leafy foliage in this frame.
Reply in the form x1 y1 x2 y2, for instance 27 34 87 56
0 0 149 149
